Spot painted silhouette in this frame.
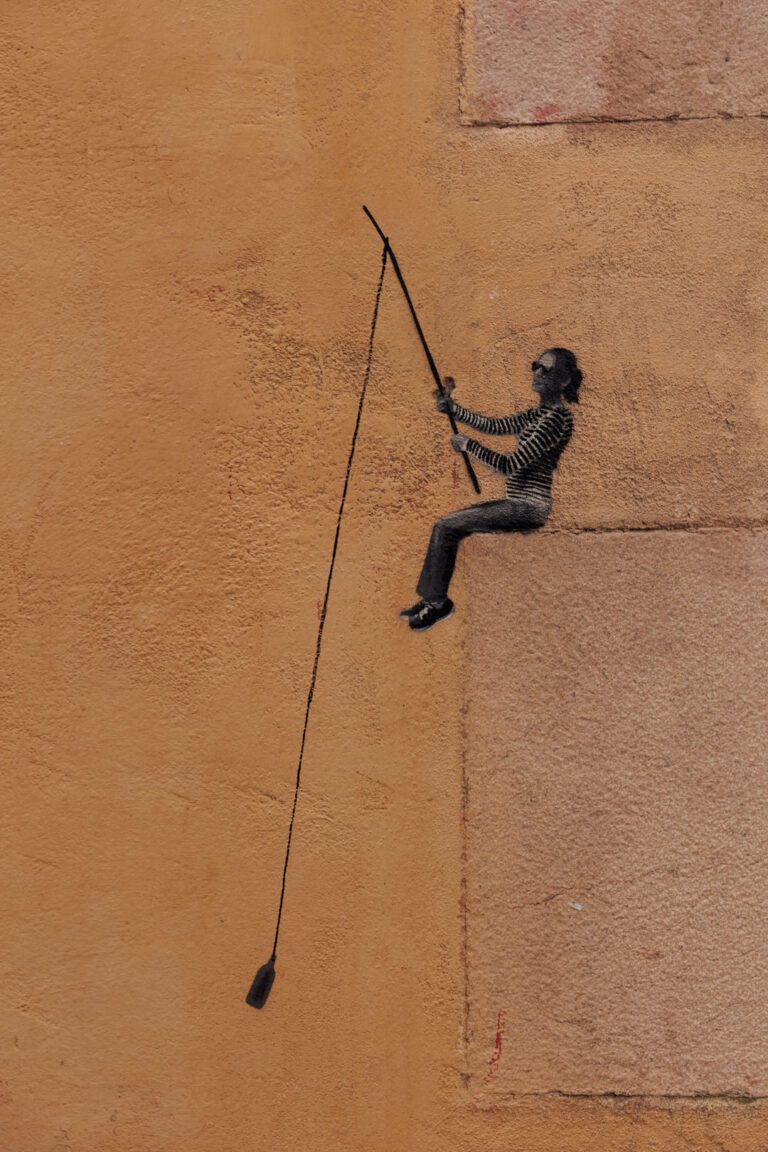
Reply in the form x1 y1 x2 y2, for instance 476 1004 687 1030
402 347 581 631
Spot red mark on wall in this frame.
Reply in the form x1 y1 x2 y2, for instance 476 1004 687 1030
532 103 561 122
486 1010 505 1080
474 95 501 122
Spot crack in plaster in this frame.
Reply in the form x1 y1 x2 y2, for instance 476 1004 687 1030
551 521 768 536
456 1 469 123
463 112 768 130
482 1090 768 1103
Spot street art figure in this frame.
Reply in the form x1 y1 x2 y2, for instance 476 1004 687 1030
249 210 582 1008
401 348 581 631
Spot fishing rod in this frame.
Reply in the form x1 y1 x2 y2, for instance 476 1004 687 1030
362 206 481 495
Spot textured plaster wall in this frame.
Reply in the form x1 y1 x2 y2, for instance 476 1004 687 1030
2 1 768 1150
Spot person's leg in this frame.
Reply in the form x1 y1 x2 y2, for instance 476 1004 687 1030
407 499 549 630
416 500 525 605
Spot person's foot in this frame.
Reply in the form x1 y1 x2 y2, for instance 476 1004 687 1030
408 598 454 632
399 600 426 620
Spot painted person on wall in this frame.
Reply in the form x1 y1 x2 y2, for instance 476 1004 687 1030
401 348 581 631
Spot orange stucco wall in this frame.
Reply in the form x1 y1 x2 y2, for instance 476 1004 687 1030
3 2 768 1149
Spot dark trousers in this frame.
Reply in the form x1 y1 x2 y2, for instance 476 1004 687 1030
416 498 550 603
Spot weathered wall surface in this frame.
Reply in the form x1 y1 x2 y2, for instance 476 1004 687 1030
2 1 768 1149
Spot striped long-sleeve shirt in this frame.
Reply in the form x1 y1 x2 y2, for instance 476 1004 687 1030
452 401 574 504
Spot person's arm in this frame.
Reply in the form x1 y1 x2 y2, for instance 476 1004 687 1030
462 408 569 475
451 401 533 436
436 376 533 435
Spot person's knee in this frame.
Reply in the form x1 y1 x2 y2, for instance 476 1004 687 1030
433 517 458 540
444 510 473 534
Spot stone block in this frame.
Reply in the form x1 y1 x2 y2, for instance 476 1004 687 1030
463 526 768 1097
463 0 768 124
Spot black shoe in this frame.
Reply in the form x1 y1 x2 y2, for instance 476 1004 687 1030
400 600 426 620
408 599 454 632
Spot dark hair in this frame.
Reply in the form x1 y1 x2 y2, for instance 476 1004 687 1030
547 347 582 404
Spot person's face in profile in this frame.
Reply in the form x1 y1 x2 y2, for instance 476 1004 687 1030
531 350 557 396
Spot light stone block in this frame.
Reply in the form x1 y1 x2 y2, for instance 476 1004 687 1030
463 0 768 124
464 527 768 1097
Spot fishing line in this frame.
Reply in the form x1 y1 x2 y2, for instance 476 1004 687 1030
246 241 389 1009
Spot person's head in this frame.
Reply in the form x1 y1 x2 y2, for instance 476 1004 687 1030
531 347 582 404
